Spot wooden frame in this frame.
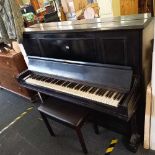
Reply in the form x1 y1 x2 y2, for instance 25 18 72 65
144 83 152 149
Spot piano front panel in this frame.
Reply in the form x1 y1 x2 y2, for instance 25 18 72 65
96 30 141 70
23 30 141 74
39 38 98 62
23 38 42 57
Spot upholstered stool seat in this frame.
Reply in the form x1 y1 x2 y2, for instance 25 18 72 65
38 98 88 154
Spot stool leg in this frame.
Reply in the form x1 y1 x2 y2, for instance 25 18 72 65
76 128 88 154
93 123 99 134
40 112 55 137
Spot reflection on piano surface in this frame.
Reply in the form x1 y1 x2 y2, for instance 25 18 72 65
17 14 154 153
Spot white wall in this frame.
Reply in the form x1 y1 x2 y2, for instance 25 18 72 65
97 0 113 17
112 0 120 16
150 19 155 150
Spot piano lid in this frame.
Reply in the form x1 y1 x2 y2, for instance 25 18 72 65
28 57 133 92
24 13 152 33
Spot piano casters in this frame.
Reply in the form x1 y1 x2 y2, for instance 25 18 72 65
127 114 141 153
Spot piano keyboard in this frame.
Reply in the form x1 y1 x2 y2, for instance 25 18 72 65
25 74 125 107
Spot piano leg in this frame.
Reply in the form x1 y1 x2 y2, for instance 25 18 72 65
38 92 44 103
127 114 141 153
40 112 56 137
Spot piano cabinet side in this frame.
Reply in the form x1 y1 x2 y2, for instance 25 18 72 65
137 18 154 144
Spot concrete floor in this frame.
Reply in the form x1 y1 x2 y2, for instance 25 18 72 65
0 89 155 155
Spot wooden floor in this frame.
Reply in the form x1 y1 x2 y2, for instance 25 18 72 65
0 88 155 155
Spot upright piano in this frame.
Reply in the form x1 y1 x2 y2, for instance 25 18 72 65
18 14 154 152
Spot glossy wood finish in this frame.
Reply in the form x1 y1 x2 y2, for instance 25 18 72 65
18 14 154 152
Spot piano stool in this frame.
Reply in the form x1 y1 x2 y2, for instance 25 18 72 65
38 100 90 154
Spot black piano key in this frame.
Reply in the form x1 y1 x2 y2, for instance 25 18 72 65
51 79 59 84
110 91 117 99
49 78 55 83
31 73 37 77
86 87 93 92
80 86 85 91
81 86 88 91
73 83 79 89
74 84 84 90
37 76 44 81
56 80 65 85
106 91 111 97
44 77 49 82
70 83 79 89
41 77 47 81
79 85 85 90
62 81 70 87
98 89 107 96
45 78 54 83
34 75 42 80
89 87 98 94
97 89 104 96
95 89 101 95
116 93 124 101
98 89 106 96
83 86 91 92
30 74 36 79
100 89 107 96
115 93 122 100
113 93 119 100
71 83 79 88
109 91 115 98
67 82 78 88
38 76 45 80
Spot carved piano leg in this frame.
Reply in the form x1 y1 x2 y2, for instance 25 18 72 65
127 115 141 153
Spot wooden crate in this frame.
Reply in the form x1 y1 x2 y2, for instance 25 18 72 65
0 48 34 101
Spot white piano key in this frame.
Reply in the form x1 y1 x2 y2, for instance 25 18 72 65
25 77 122 107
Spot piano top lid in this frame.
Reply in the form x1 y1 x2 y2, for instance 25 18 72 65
24 13 152 33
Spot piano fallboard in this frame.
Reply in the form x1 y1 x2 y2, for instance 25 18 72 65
28 57 133 92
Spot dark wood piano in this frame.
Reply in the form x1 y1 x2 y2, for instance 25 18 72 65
17 13 154 152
